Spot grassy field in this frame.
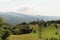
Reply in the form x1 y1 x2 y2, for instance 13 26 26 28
8 33 40 40
8 24 60 40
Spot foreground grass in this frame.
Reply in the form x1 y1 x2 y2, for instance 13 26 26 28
8 24 60 40
8 33 40 40
41 24 59 40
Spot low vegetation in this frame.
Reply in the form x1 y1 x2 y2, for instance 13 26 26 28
0 17 60 40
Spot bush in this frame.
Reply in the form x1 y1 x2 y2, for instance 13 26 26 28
50 38 58 40
1 30 11 40
55 32 58 35
43 22 47 28
19 25 33 34
33 30 36 33
54 24 58 29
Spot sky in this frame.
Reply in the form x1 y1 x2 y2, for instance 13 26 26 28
0 0 60 16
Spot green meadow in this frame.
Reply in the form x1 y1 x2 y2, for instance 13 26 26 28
8 24 60 40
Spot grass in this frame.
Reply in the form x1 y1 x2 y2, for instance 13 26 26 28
41 24 59 40
8 33 40 40
8 24 60 40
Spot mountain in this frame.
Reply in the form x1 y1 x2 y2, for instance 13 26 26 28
0 12 60 25
0 12 36 25
35 15 60 21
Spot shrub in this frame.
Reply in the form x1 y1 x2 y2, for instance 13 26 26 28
1 30 10 40
50 38 58 40
33 30 36 33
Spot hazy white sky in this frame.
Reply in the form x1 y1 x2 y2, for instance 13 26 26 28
0 0 60 16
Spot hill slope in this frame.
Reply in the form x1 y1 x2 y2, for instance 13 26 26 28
0 12 60 25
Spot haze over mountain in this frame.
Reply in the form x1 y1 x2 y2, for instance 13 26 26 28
0 12 60 25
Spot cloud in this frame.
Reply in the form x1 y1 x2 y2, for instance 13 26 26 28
15 5 60 16
18 7 29 11
15 5 49 15
0 0 60 16
0 0 12 2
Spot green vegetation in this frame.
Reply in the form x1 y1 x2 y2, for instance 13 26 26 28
8 24 60 40
0 17 60 40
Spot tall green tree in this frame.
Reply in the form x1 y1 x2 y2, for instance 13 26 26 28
0 17 6 27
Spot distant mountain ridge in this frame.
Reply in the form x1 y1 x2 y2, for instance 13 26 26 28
0 12 60 25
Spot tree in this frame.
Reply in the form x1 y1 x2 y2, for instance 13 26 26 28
20 22 28 25
47 21 51 26
19 24 33 34
54 24 58 29
0 17 6 27
29 21 37 25
43 22 47 28
0 17 11 40
1 30 10 40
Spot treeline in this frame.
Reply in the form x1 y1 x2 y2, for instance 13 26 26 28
49 20 60 24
